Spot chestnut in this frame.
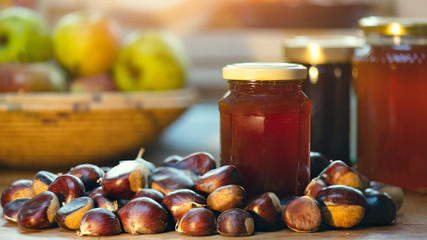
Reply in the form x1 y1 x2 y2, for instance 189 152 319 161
17 191 60 229
56 196 94 230
320 160 369 190
130 188 164 203
370 181 404 211
88 186 107 198
207 184 246 212
244 192 283 231
118 197 169 234
91 193 118 213
1 179 34 207
48 174 85 204
316 185 367 228
161 189 206 223
101 159 151 199
33 171 58 195
217 208 254 237
176 207 216 236
310 152 330 180
280 196 299 211
284 195 322 232
151 167 196 195
77 208 121 236
2 197 30 222
69 163 104 191
163 152 217 175
195 165 242 194
304 177 328 199
362 188 397 226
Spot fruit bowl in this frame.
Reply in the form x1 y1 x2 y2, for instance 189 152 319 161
0 88 198 169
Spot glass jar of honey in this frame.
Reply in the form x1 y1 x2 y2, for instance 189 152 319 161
219 63 311 198
353 17 427 190
284 36 362 166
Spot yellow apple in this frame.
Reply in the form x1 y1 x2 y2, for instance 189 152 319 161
52 10 120 77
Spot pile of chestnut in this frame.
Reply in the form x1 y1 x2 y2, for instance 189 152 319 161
1 150 403 237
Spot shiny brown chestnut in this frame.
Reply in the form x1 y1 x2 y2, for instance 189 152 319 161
151 167 196 195
48 174 85 204
92 193 118 213
244 192 283 231
69 163 105 191
284 195 322 232
118 197 169 234
33 171 58 195
2 197 30 222
304 177 328 199
176 207 216 236
163 152 217 175
320 160 370 190
17 191 60 229
362 188 397 226
195 165 242 194
217 208 254 237
1 179 35 207
316 185 367 228
88 186 108 198
77 208 121 236
56 196 94 230
161 189 206 223
130 188 164 203
207 184 246 212
310 152 330 180
101 159 151 199
370 181 404 211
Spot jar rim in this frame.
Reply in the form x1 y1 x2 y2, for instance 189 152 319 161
223 62 307 81
359 16 427 36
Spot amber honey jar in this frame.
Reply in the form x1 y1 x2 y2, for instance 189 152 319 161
219 63 311 198
353 17 427 190
284 36 362 165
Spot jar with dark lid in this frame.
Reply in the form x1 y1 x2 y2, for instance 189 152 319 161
219 63 311 198
353 17 427 190
284 36 362 165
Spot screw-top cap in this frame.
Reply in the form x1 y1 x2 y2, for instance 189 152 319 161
222 62 307 81
359 16 427 36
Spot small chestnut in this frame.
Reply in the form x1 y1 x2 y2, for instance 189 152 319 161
244 192 283 231
33 171 58 195
161 189 206 223
310 152 330 180
320 160 369 190
77 208 121 236
130 188 164 203
304 177 328 199
176 207 216 236
316 185 367 229
217 208 254 237
284 195 322 232
56 196 94 230
195 165 242 194
362 188 397 226
163 152 217 175
370 181 404 211
207 184 246 212
118 197 169 234
69 163 105 191
1 179 35 207
17 191 60 229
92 193 118 213
88 186 107 198
151 167 196 195
2 197 30 222
48 174 85 204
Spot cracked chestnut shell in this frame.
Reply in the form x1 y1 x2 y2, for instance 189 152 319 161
176 207 216 236
195 165 242 194
17 191 60 229
1 179 34 207
163 152 217 175
48 174 85 204
217 208 254 236
284 195 322 232
118 197 169 234
56 196 94 230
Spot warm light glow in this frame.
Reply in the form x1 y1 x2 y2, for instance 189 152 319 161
309 66 319 84
387 23 405 36
308 43 322 64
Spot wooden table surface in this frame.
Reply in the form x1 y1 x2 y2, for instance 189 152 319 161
1 101 427 239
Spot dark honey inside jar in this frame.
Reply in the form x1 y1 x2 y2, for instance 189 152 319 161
219 63 311 198
353 17 427 190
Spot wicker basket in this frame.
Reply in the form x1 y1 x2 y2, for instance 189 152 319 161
0 88 198 169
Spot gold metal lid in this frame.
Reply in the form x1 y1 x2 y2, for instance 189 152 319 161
222 62 307 81
283 35 362 64
359 16 427 36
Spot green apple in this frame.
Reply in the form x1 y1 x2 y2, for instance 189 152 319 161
52 10 120 77
0 62 67 92
0 7 51 63
113 30 189 91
